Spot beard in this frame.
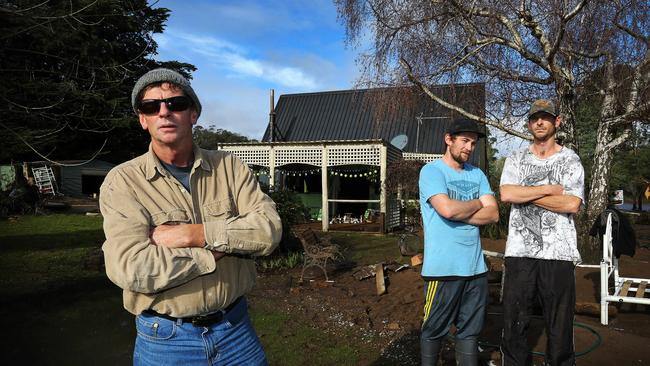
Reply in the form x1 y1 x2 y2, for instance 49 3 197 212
450 149 471 164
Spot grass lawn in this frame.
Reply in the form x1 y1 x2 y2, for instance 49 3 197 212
328 231 416 266
251 301 375 366
0 214 106 299
0 214 407 365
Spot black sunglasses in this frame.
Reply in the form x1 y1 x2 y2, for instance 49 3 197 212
138 96 192 115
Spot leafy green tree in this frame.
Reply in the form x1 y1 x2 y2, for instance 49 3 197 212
193 125 253 150
0 0 195 164
610 126 650 211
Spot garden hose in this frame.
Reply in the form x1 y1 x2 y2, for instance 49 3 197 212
475 313 602 357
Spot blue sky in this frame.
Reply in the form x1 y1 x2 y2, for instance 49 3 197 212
151 0 360 139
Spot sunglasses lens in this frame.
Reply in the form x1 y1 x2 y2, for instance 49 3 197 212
138 100 161 115
167 96 191 112
138 96 192 115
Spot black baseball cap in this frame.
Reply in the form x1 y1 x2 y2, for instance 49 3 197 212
447 118 486 138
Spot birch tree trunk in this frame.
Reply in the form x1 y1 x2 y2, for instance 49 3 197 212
580 127 614 262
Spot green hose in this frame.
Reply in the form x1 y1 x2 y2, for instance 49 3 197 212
476 315 602 357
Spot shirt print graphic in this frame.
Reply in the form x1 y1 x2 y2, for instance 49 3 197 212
447 180 480 201
508 152 582 259
513 163 564 256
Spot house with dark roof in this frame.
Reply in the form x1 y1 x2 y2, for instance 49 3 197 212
264 84 486 167
218 84 486 232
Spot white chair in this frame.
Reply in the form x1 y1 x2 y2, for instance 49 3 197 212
600 212 650 325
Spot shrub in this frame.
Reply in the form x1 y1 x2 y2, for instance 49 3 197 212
256 251 303 272
266 189 310 251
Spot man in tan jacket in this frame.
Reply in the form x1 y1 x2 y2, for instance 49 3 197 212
100 68 281 365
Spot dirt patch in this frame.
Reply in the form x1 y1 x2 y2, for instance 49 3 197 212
250 235 650 365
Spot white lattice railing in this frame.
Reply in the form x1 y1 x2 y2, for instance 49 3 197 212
327 145 381 166
219 141 387 168
219 145 271 167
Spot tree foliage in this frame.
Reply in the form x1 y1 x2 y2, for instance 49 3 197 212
385 159 425 198
193 125 253 149
610 126 650 210
336 0 650 257
0 0 195 164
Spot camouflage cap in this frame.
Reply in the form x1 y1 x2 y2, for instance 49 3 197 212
527 99 557 118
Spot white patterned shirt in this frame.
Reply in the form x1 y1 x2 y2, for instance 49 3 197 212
500 146 584 262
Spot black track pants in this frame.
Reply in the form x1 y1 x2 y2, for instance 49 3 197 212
501 257 576 366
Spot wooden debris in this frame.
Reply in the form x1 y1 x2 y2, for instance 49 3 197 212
384 262 410 272
620 280 633 297
352 265 376 280
376 263 386 295
636 281 648 298
411 253 423 266
632 281 648 311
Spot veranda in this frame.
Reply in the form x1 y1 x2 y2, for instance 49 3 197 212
218 140 442 232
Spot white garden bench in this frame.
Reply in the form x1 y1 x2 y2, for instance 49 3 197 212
600 212 650 325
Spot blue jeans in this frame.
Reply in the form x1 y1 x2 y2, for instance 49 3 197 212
133 297 267 365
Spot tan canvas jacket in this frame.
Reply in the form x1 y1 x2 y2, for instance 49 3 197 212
100 145 281 317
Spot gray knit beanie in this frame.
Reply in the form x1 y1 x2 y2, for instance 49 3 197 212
131 68 202 117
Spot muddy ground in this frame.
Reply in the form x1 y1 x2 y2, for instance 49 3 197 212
250 228 650 365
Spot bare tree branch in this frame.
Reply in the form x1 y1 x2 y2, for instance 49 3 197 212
400 57 533 140
0 121 109 166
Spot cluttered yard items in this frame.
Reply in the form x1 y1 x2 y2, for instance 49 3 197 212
292 227 343 282
30 165 58 197
598 211 648 325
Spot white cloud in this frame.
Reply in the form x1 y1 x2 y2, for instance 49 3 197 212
194 79 270 139
150 0 359 138
158 28 318 89
226 54 264 77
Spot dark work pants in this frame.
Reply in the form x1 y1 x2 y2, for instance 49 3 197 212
421 276 488 365
501 257 576 366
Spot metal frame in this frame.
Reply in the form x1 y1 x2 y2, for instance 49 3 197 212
600 213 650 325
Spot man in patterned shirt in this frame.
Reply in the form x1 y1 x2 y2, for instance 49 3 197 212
500 99 584 366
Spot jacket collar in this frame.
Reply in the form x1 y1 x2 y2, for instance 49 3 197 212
144 143 212 181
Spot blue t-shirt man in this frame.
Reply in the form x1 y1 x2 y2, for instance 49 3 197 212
416 119 498 366
419 159 493 277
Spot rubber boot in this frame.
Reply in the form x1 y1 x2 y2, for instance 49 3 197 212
455 338 478 366
421 338 442 366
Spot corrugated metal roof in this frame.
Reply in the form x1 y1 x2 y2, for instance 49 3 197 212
262 84 486 166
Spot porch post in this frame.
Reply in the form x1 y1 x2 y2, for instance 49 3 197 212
269 145 276 190
322 145 329 232
379 145 387 231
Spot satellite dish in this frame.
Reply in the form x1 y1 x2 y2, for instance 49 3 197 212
390 134 408 150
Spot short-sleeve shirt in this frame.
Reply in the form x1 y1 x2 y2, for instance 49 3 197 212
500 146 584 262
419 159 493 277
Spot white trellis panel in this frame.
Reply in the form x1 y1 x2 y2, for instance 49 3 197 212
403 152 443 163
275 147 323 167
386 195 401 231
220 146 271 167
327 145 381 166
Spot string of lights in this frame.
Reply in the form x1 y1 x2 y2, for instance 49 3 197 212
252 168 380 178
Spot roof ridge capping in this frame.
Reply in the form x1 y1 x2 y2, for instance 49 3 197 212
278 82 485 98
